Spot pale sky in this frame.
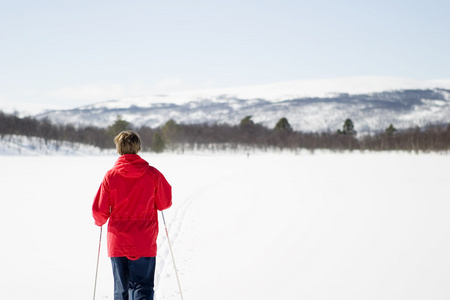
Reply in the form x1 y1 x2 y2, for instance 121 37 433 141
1 0 450 112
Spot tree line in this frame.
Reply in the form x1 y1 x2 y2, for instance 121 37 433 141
0 111 449 153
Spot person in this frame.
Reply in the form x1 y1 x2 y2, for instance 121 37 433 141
92 130 172 300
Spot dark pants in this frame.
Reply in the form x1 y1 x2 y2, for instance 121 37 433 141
111 257 156 300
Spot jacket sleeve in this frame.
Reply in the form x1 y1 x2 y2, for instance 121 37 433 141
92 176 111 226
155 170 172 211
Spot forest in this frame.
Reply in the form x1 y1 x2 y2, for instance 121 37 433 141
0 110 449 153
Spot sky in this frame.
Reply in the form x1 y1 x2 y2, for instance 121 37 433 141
1 0 450 112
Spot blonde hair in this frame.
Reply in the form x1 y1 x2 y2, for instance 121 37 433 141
114 131 141 155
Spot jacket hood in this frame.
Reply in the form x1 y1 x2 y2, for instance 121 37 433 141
113 154 149 178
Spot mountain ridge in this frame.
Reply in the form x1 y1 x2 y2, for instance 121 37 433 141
35 77 450 134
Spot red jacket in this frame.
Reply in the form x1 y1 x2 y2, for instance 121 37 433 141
92 154 172 259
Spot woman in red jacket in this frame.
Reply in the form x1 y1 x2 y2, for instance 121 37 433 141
92 131 172 300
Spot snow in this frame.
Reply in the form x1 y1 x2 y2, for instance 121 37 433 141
1 151 449 300
0 135 115 156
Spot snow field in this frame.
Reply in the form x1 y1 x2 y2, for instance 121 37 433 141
0 152 449 300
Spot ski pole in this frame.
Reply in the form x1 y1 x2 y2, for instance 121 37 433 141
161 211 184 300
93 226 102 300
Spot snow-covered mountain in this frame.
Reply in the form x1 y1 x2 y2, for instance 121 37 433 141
36 77 450 133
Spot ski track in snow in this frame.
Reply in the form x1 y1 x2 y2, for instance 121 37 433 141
155 158 235 299
155 179 215 298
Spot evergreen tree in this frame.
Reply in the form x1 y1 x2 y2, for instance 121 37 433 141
239 116 254 127
151 133 165 153
161 119 181 145
385 124 397 135
274 117 292 131
339 118 356 135
107 116 130 137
